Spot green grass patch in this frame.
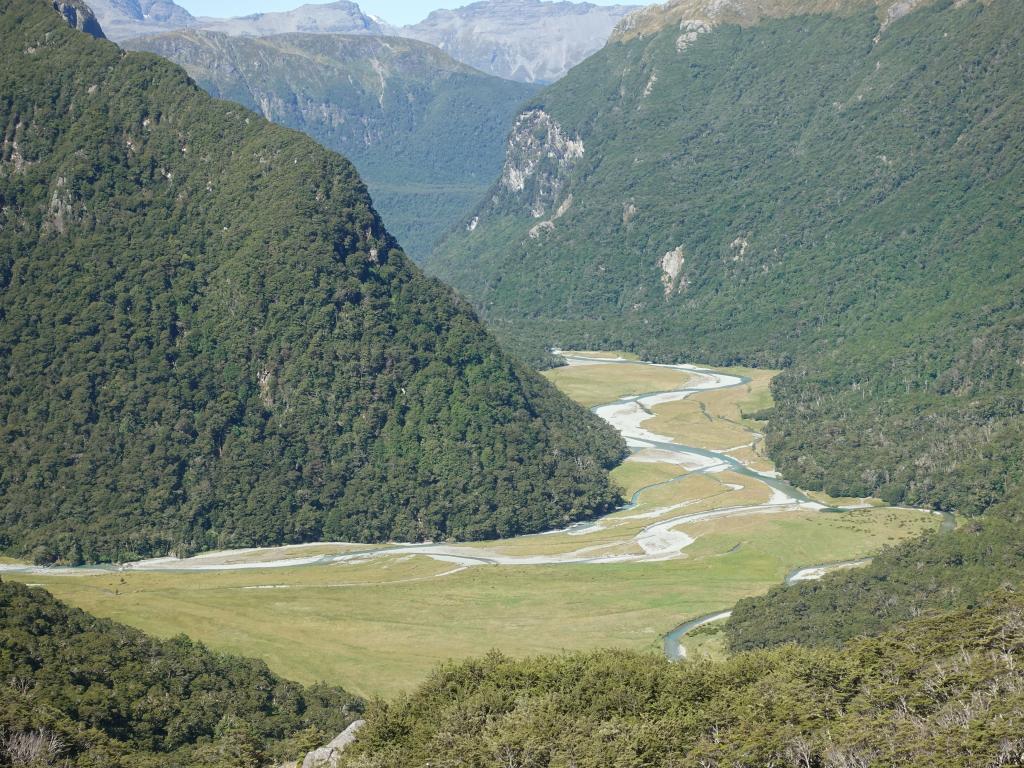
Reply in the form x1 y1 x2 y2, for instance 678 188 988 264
610 461 688 498
543 363 693 407
17 507 937 698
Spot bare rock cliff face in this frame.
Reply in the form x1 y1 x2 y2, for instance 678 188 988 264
492 109 583 221
51 0 105 38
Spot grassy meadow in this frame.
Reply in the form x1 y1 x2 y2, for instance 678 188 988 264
11 354 940 697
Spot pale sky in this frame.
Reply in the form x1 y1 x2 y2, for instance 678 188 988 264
176 0 631 27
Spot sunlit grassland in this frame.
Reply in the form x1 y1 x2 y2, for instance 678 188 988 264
10 353 939 697
644 366 777 450
618 470 771 513
542 362 693 407
18 506 935 698
611 460 691 497
805 490 884 508
724 445 775 473
457 471 771 559
559 350 641 361
683 621 729 659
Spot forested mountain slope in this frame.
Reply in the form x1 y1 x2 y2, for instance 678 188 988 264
0 580 360 767
340 592 1024 767
187 0 387 38
0 0 624 564
428 0 1024 515
128 31 538 259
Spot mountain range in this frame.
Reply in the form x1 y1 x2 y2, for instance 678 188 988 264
128 29 538 259
83 0 387 40
84 0 196 39
188 0 387 36
88 1 636 254
87 0 639 83
402 0 640 83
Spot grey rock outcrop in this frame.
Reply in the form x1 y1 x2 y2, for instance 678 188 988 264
301 720 365 768
51 0 105 38
494 109 583 218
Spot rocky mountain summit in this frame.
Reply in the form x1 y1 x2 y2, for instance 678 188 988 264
192 0 388 37
402 0 641 82
88 0 391 40
85 0 193 39
50 0 105 37
88 0 639 83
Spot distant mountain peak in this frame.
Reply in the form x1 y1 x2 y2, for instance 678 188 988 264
404 0 641 82
90 0 638 83
193 0 391 36
86 0 192 39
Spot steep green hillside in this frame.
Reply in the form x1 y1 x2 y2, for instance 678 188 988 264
0 580 360 767
340 593 1024 767
727 488 1024 651
428 0 1024 515
0 0 624 564
128 30 538 259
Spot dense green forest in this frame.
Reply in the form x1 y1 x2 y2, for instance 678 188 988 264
0 0 625 564
428 0 1024 515
726 487 1024 652
339 592 1024 767
128 30 539 259
0 580 360 767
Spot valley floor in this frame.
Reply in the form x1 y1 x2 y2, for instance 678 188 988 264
6 353 941 697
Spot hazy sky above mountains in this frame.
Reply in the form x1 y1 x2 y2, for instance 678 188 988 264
177 0 630 26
